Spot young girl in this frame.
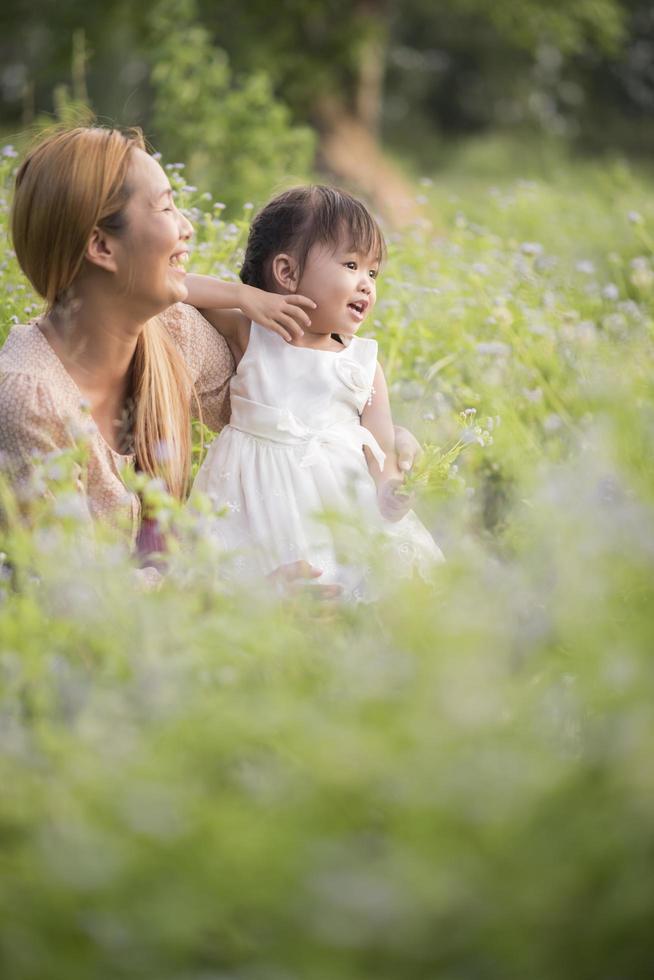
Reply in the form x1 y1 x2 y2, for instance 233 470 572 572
187 186 443 595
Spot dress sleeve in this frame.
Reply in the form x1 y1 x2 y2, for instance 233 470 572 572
0 373 89 514
159 303 235 432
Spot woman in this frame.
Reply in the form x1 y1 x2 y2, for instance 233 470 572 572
0 125 418 588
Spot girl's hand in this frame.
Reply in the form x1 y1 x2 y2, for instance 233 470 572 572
393 425 422 473
267 560 342 599
238 285 316 343
378 478 415 522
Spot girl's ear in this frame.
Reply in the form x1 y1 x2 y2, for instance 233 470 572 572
271 253 299 293
85 227 120 274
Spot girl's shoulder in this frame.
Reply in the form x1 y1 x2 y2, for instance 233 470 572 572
345 333 378 366
348 334 378 352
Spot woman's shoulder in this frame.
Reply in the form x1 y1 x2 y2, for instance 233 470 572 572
0 323 79 411
0 366 73 447
1 320 53 373
0 360 78 469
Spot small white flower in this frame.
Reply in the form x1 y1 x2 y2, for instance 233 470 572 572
543 413 562 432
53 492 88 522
476 341 511 356
399 380 424 402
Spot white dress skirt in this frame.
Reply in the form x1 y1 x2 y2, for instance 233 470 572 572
192 322 443 597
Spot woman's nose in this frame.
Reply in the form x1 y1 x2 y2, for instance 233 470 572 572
178 210 194 240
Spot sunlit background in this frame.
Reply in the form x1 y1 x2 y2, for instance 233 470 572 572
1 3 654 978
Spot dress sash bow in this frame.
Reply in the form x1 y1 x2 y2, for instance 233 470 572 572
230 394 386 471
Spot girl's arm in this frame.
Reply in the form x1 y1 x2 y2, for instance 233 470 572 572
184 273 316 362
361 362 414 522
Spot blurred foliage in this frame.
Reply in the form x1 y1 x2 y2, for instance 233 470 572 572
149 0 315 209
1 133 654 975
384 0 654 155
1 0 653 196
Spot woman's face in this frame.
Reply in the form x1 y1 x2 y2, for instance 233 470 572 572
113 149 193 312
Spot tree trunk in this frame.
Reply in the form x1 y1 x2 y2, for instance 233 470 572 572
315 2 422 228
316 98 422 228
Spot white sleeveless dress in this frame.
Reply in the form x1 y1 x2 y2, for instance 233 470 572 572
193 323 443 596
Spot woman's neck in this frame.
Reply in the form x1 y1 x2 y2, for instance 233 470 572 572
39 289 154 453
44 291 147 394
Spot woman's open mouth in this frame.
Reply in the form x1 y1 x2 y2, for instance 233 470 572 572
169 250 189 273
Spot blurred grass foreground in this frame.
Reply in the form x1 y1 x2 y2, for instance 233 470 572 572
1 137 654 980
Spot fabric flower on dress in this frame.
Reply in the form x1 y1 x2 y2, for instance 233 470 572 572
334 357 374 407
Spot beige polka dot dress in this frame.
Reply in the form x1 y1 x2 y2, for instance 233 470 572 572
0 304 234 544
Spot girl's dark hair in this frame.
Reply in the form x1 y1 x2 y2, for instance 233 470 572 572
240 185 386 290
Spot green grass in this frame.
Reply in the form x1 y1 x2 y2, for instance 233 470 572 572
1 141 654 979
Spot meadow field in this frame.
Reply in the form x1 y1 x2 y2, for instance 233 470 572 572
1 143 653 978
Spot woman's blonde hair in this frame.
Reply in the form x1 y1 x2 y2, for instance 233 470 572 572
11 125 195 499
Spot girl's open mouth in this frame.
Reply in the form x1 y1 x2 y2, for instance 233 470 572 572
347 300 368 319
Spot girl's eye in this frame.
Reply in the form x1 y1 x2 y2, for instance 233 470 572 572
369 269 378 279
345 261 357 270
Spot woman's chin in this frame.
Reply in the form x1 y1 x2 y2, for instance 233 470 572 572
168 278 189 306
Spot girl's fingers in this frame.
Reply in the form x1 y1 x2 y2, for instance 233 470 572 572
267 321 292 342
309 584 342 599
283 303 312 329
286 294 317 310
275 312 304 339
282 560 323 581
394 426 422 472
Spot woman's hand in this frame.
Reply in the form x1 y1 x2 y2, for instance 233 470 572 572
393 425 422 473
267 560 342 599
378 478 415 522
238 284 316 343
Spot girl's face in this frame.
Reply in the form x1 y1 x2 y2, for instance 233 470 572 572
294 235 379 339
111 149 193 313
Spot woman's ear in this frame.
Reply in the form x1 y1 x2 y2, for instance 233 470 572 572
271 253 299 293
85 227 119 273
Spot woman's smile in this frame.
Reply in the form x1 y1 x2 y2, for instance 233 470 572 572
119 149 194 309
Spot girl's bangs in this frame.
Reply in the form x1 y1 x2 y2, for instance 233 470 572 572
313 192 386 264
